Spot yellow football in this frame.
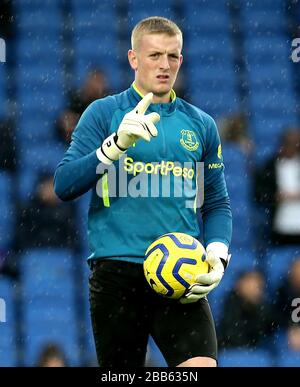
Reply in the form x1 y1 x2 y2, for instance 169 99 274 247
143 232 209 299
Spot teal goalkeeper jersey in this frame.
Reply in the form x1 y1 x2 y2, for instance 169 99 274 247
54 84 232 263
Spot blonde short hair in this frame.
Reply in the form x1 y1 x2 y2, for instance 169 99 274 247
131 16 183 50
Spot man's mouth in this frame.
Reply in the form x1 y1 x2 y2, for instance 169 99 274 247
157 75 169 79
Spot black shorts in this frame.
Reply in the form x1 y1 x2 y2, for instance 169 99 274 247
89 259 217 367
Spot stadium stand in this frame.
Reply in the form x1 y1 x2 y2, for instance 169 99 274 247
0 171 15 251
0 276 17 367
184 0 240 118
264 245 300 293
0 0 299 367
240 0 299 164
208 247 257 323
126 0 176 31
20 248 80 366
71 0 123 91
0 65 6 117
218 348 274 367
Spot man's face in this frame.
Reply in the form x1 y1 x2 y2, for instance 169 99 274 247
129 33 183 100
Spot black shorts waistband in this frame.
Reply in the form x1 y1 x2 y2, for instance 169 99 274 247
88 258 142 270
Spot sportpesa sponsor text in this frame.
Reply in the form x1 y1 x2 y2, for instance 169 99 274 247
124 157 223 177
124 156 195 179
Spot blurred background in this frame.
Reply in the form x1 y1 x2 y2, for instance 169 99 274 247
0 0 300 367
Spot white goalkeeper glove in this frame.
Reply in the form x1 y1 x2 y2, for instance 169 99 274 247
180 242 231 304
96 92 160 165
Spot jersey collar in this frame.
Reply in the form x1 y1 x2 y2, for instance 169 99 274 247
129 82 177 115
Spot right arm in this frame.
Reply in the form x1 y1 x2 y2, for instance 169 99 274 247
54 93 160 201
54 100 110 201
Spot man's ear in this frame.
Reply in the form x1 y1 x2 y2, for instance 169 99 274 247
128 49 138 71
179 54 183 67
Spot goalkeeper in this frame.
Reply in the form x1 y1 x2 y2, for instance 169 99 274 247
54 16 232 367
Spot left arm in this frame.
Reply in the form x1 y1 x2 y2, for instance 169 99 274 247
180 116 232 304
201 115 232 250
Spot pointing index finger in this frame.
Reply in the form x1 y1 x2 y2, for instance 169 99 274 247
135 92 153 115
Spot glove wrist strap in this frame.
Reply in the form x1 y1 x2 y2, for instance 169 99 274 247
220 257 230 270
206 242 231 270
96 133 126 165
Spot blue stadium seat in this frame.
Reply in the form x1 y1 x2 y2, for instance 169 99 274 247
18 86 64 116
15 37 65 146
246 65 293 93
249 90 297 116
185 12 229 35
277 352 300 367
209 248 257 322
252 141 280 167
127 0 176 31
185 0 228 8
240 8 286 36
240 0 284 10
21 248 79 366
273 329 300 367
78 258 97 365
221 144 254 247
146 336 167 367
0 172 14 251
17 143 65 203
72 0 116 11
17 168 37 202
188 60 236 84
219 348 274 367
186 42 238 116
17 84 65 144
17 11 61 35
16 60 63 84
190 89 239 118
0 64 6 117
226 178 251 208
264 246 300 293
24 317 79 366
16 37 62 65
185 0 230 33
17 117 56 144
250 116 298 141
230 209 253 248
73 12 117 34
21 248 75 301
128 9 177 32
75 210 94 363
223 144 251 183
73 37 120 65
19 142 65 176
14 0 60 10
0 276 17 366
185 35 234 61
73 55 123 92
76 192 91 252
249 113 299 165
71 0 122 91
298 2 300 23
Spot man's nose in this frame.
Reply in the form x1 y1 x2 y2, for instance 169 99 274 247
159 54 170 70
